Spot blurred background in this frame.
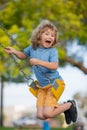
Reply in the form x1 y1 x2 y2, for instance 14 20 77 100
0 0 87 130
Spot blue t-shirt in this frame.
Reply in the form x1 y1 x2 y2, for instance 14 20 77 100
24 45 63 86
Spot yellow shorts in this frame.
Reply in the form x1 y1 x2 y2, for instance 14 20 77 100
36 85 58 107
29 79 65 107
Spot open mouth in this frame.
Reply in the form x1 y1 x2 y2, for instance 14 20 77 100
45 40 51 44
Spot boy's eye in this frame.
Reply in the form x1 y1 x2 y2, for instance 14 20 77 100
45 33 49 35
44 32 55 37
51 34 55 37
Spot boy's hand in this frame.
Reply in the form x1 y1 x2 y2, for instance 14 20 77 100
5 47 16 54
30 58 40 65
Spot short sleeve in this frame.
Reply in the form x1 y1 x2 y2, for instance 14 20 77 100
49 48 59 62
23 46 31 57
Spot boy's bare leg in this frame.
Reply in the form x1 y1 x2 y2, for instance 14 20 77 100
37 102 72 119
43 102 72 118
37 107 49 120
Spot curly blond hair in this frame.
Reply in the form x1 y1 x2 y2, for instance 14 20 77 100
30 20 59 49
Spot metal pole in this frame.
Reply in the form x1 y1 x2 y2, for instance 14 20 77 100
43 121 51 130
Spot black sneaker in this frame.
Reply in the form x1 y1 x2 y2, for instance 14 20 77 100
64 110 71 124
68 100 78 122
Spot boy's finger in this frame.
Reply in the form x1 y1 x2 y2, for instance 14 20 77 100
5 47 10 50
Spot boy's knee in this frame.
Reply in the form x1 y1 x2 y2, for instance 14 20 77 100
37 113 45 120
43 111 52 118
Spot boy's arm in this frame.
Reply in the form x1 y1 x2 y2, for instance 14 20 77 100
5 47 27 59
30 58 58 70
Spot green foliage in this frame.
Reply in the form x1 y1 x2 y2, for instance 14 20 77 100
56 47 67 66
58 47 66 60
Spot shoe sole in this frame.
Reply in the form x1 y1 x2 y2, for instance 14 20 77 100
68 100 78 122
64 110 71 124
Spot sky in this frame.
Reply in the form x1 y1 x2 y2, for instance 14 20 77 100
4 65 87 107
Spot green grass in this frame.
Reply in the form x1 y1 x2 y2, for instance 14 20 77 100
52 126 72 130
0 126 72 130
0 128 14 130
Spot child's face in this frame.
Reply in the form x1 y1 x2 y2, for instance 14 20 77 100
40 28 55 48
